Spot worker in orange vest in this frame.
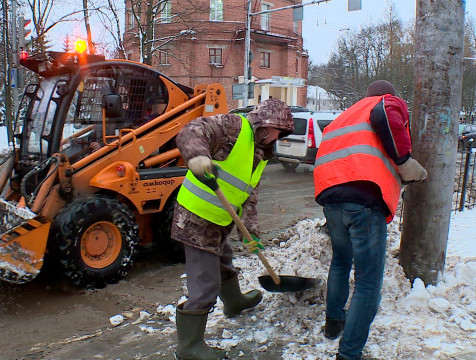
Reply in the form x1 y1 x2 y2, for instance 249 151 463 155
314 80 427 360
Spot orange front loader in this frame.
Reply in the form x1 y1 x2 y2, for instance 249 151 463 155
0 51 228 286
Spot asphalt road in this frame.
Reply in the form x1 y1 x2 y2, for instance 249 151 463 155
0 162 323 360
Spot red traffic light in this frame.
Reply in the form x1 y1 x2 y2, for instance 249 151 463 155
20 51 28 61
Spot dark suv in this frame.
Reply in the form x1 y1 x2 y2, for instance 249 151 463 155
458 124 476 150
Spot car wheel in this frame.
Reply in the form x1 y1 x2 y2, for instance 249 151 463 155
280 161 299 171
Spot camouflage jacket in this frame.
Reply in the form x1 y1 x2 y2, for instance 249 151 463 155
171 100 293 255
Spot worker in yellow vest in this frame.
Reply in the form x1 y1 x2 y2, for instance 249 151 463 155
171 98 294 360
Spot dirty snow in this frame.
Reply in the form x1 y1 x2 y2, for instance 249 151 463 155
1 126 474 358
153 210 475 359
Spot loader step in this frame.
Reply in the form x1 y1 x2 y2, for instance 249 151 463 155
138 167 187 180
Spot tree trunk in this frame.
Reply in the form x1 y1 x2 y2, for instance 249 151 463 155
143 1 154 65
83 0 95 54
400 0 465 285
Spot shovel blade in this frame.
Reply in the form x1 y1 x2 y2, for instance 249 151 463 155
258 275 320 293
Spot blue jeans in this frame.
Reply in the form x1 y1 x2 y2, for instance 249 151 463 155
324 202 387 360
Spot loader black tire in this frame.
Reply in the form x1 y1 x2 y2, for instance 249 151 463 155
55 195 139 288
154 196 185 263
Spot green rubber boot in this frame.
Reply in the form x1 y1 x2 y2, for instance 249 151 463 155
175 304 226 360
219 274 263 317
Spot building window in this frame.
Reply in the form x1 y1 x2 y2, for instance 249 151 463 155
160 1 172 23
295 58 299 73
128 10 135 29
261 3 271 31
209 48 222 66
260 52 270 68
158 50 169 65
210 0 223 21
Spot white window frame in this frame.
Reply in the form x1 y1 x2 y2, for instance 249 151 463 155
160 1 172 24
210 0 223 21
158 49 170 65
261 3 271 31
209 47 223 66
128 10 135 29
260 51 270 68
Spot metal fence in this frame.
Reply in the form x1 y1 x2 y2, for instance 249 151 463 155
453 139 476 211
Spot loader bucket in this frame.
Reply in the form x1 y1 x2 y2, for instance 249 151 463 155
0 199 51 284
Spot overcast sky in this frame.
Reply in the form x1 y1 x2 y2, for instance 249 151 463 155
46 0 476 66
302 0 476 65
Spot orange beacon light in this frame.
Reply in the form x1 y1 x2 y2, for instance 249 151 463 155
74 39 87 54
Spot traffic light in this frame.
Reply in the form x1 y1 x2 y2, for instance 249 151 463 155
19 16 32 48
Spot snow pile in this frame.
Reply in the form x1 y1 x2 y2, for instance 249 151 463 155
0 198 37 233
208 214 476 359
102 208 476 359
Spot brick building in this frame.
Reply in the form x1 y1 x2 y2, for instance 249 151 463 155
124 0 308 109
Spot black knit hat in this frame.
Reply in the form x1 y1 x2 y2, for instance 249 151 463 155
366 80 396 97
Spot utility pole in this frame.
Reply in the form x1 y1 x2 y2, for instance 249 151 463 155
400 0 465 285
9 0 19 144
243 0 252 106
242 0 341 107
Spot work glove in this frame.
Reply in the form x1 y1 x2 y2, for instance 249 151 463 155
397 158 428 183
243 234 264 254
187 155 212 176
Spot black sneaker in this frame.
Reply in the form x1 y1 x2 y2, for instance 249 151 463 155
325 316 345 339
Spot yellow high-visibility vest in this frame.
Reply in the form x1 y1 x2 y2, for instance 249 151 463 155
177 115 267 226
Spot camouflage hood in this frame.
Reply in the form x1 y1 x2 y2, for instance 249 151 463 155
246 99 294 140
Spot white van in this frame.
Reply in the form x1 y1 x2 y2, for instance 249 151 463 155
275 109 342 170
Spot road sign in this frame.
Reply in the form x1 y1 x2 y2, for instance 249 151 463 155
348 0 361 11
232 83 255 100
232 84 245 100
11 68 16 88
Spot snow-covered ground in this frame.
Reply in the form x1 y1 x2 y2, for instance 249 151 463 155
163 211 476 360
1 126 475 358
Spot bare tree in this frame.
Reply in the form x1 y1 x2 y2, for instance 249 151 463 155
96 0 126 58
400 0 465 285
83 0 95 54
308 4 415 108
25 0 90 56
121 0 207 66
461 17 476 122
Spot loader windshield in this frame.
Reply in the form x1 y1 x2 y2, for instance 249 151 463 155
20 78 63 158
19 62 171 164
59 63 170 163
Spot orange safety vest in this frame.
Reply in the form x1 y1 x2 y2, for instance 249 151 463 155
313 95 403 223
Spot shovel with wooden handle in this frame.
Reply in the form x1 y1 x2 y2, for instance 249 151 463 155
213 186 281 285
197 170 319 293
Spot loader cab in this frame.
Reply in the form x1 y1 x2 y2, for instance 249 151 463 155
16 56 189 167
